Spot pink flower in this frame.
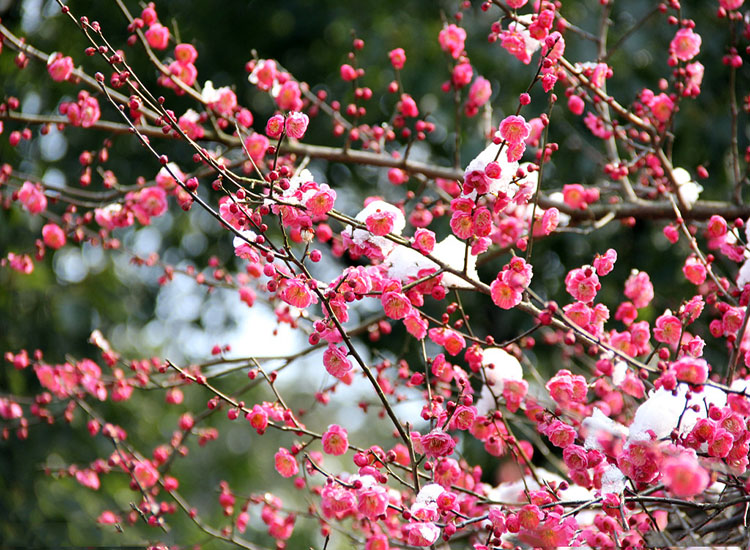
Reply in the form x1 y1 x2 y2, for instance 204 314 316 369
47 53 74 82
670 28 701 62
420 429 456 458
567 94 584 115
565 266 600 302
654 313 682 347
490 279 522 309
305 184 336 216
405 522 441 546
499 115 531 144
544 420 576 448
365 534 389 550
145 23 170 50
17 181 47 214
683 256 707 285
174 43 198 64
662 452 709 498
323 345 352 379
671 356 709 385
244 132 269 164
562 183 587 210
593 248 617 276
357 482 388 519
276 80 302 111
130 186 167 224
546 369 587 406
389 48 406 70
322 424 349 455
265 114 285 138
279 278 314 308
624 270 654 309
467 76 492 108
649 92 674 123
249 59 278 91
285 111 309 139
438 24 466 59
381 289 412 320
167 60 197 87
365 208 397 236
133 460 159 488
274 447 299 477
403 312 428 340
66 91 100 128
451 62 473 88
321 483 356 520
245 404 268 434
42 223 66 249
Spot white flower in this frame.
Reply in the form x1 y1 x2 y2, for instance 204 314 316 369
673 167 703 208
201 81 220 104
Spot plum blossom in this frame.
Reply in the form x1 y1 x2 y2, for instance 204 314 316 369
438 24 466 59
670 27 701 62
342 200 405 260
274 447 299 477
17 181 47 214
47 53 74 81
662 451 709 498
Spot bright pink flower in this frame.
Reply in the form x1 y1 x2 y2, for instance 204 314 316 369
662 452 709 498
274 448 299 478
403 312 428 340
97 511 120 524
562 183 587 209
707 428 733 458
544 420 576 448
17 181 48 214
305 184 336 216
246 404 268 434
428 327 466 356
649 93 674 123
323 345 352 379
671 356 709 385
265 114 285 138
244 132 269 164
357 483 388 519
413 229 436 254
546 369 588 405
67 91 100 127
624 270 654 309
490 279 522 309
499 115 531 144
438 24 466 59
565 266 600 302
468 76 492 107
670 28 701 62
174 43 197 64
452 62 473 88
389 47 406 70
322 424 349 455
366 209 396 236
654 313 682 347
507 0 528 7
382 289 412 320
133 460 159 488
145 23 170 50
593 248 617 276
42 223 66 249
420 429 456 458
567 95 584 115
279 278 314 308
131 186 167 224
76 469 101 490
250 59 278 91
321 483 356 520
683 256 707 285
285 111 309 139
167 60 197 87
47 53 74 82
